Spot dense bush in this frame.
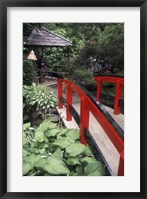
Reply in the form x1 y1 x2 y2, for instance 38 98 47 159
69 68 97 91
100 24 124 66
23 59 38 85
24 23 124 70
74 41 99 69
23 118 106 176
23 83 57 124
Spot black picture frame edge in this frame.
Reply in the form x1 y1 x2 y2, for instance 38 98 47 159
0 0 7 199
0 0 147 198
0 0 146 7
140 1 147 199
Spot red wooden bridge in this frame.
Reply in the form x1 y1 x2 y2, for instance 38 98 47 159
56 76 124 176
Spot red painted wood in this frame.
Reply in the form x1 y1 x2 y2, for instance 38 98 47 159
95 76 124 85
114 80 123 115
57 78 124 175
80 97 89 145
97 80 102 103
66 83 72 121
57 80 63 109
94 76 124 115
118 150 124 176
86 99 124 153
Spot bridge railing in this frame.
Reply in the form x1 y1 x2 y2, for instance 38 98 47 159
94 76 124 115
57 78 124 176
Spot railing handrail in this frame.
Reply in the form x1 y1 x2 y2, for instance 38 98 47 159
94 76 124 84
94 76 124 115
57 78 124 176
74 82 124 139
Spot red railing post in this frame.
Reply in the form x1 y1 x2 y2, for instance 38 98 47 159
118 150 124 176
80 97 89 145
114 80 123 115
95 76 124 115
57 79 63 109
66 83 72 121
96 79 102 103
57 78 124 176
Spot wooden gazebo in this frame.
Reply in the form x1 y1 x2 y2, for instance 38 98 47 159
27 27 72 47
26 27 73 82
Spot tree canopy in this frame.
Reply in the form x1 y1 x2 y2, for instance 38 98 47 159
23 23 124 67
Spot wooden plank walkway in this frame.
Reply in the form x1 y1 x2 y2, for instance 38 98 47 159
57 101 124 176
44 80 124 175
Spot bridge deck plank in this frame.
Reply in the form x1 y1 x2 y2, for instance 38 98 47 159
57 103 124 176
49 82 124 175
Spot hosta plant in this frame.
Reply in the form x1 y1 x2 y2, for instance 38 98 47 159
23 118 106 176
23 83 57 124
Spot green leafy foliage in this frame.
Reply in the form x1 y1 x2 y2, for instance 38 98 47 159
84 161 105 176
23 23 124 71
35 158 47 169
23 118 107 176
35 131 44 142
53 138 71 149
23 83 57 124
23 23 124 102
23 122 31 131
23 162 33 175
66 143 86 157
80 157 97 164
45 129 60 138
38 118 57 131
100 24 124 66
65 129 80 140
70 68 97 90
66 157 80 165
51 148 63 159
23 83 57 112
24 154 42 166
44 158 70 175
23 59 38 86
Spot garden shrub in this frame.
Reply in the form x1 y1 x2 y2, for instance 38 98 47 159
23 118 106 176
23 59 38 85
69 68 97 91
23 83 57 124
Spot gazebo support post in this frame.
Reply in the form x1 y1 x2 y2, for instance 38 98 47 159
67 46 70 74
42 47 44 62
26 27 73 81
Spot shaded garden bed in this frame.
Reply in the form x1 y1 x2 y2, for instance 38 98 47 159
23 118 109 176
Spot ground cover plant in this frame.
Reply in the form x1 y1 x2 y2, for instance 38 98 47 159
23 118 106 176
23 83 57 124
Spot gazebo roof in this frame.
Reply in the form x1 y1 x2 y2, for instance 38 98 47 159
27 27 72 47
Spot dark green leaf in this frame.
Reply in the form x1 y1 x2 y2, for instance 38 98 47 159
24 154 41 166
23 149 29 157
45 129 60 137
35 158 47 169
44 158 70 175
76 165 84 176
35 131 44 142
80 157 96 164
65 129 80 140
53 138 71 149
84 146 93 156
84 161 105 176
52 148 63 160
87 171 102 176
23 162 33 175
66 157 80 165
23 122 31 130
66 143 86 157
